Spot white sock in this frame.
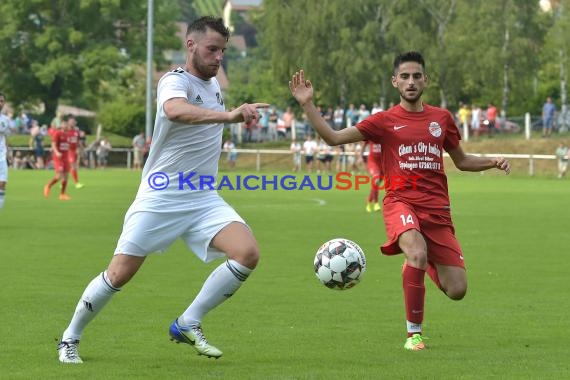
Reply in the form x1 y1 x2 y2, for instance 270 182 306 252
179 259 252 327
406 320 422 334
61 271 120 341
0 191 5 209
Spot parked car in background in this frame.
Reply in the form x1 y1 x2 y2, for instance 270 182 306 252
479 117 521 135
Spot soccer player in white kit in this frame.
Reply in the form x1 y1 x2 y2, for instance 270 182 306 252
0 92 15 209
57 16 267 363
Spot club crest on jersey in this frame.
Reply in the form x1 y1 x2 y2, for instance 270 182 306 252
428 122 442 137
216 92 224 106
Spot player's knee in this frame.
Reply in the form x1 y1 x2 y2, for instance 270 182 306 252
229 243 260 270
400 231 428 268
106 263 141 288
445 284 467 300
404 248 428 269
106 269 134 288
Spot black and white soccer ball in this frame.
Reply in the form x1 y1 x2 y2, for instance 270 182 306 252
314 238 366 290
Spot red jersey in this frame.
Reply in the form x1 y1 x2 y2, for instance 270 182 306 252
67 128 79 151
487 106 497 121
365 140 383 177
367 141 382 162
356 104 460 210
47 126 58 139
52 129 71 153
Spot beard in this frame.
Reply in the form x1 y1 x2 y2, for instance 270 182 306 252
399 88 423 103
191 52 220 79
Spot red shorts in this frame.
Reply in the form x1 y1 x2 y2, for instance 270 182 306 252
53 154 70 173
68 150 78 164
367 158 382 177
380 198 465 268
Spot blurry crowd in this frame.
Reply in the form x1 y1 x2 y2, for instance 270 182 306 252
227 102 387 145
229 96 561 147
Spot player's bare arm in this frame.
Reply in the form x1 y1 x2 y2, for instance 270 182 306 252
447 145 510 174
164 98 269 125
289 70 364 146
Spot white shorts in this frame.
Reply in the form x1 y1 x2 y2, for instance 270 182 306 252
0 159 7 182
114 194 246 262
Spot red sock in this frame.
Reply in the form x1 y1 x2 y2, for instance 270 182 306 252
47 178 58 188
367 187 377 202
71 168 79 183
403 265 425 336
426 262 443 290
61 180 68 194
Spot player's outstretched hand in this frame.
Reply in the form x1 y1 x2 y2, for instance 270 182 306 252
289 70 313 107
230 103 269 124
494 156 511 174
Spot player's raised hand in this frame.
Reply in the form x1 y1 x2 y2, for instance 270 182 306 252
289 70 313 107
229 103 269 123
494 156 511 174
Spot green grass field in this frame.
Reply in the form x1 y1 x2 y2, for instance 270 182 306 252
1 169 569 379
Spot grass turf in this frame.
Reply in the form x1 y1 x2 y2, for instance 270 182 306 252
0 169 569 379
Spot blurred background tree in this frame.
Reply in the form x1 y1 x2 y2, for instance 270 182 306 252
0 0 180 130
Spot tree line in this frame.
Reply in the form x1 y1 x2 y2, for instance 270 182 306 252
243 0 569 120
0 0 568 136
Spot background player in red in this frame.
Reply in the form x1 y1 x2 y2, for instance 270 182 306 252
44 115 72 200
289 51 510 351
66 115 85 189
362 140 383 212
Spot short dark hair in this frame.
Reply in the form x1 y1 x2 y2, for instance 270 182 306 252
393 51 426 74
186 16 230 42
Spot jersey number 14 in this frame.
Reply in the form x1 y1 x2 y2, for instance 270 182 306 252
400 214 414 226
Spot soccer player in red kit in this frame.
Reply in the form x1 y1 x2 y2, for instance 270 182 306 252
44 115 72 201
363 140 383 212
66 115 84 189
290 51 510 350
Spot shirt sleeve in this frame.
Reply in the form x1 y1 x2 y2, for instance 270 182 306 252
355 112 386 143
443 110 461 152
157 73 188 109
0 116 12 135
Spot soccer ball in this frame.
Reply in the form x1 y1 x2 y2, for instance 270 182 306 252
313 238 366 290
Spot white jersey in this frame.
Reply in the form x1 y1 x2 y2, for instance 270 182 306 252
135 68 225 211
0 114 13 162
303 140 318 155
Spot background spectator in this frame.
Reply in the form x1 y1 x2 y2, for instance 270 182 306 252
132 132 146 170
96 137 112 169
555 141 568 179
223 139 237 168
542 96 556 138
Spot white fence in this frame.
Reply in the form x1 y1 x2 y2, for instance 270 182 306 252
11 147 556 175
10 147 133 169
228 149 554 176
460 153 555 176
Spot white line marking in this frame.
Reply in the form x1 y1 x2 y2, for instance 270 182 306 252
312 198 326 206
